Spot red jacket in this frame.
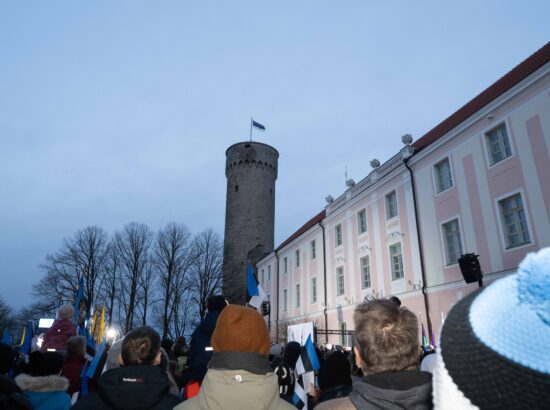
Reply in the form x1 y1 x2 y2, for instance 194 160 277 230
41 318 76 352
62 354 86 395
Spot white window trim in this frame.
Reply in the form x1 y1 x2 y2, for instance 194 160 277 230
357 208 368 236
481 119 516 170
310 240 316 259
439 214 465 267
431 155 456 196
336 265 345 296
493 189 534 253
387 240 405 281
384 189 399 222
335 223 343 248
359 254 372 290
310 277 317 304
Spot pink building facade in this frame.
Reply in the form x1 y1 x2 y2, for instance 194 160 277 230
256 43 550 346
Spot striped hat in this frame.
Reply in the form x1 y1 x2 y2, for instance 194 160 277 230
433 247 550 409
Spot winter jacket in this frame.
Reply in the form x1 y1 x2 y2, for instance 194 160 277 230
15 373 71 410
0 374 33 410
317 384 353 405
314 371 433 410
41 319 76 352
61 354 85 395
175 351 295 410
186 311 220 381
71 364 181 410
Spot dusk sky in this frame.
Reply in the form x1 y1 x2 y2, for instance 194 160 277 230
1 1 549 309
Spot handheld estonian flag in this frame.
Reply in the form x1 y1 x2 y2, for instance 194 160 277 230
246 260 265 310
292 374 308 409
20 321 34 355
295 335 320 375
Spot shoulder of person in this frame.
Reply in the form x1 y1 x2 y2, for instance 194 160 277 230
71 392 108 410
314 396 355 410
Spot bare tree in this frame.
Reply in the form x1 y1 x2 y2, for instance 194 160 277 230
152 222 193 339
171 288 197 339
114 222 153 333
33 226 109 315
189 229 223 320
0 296 16 340
98 242 119 327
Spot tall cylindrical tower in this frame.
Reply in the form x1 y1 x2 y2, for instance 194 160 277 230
223 141 278 304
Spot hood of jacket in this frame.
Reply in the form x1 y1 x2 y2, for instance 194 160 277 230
180 368 294 410
96 365 176 410
349 371 433 410
15 373 69 392
198 311 220 334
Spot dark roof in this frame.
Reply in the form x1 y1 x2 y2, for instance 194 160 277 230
276 209 326 252
275 43 550 253
413 42 550 151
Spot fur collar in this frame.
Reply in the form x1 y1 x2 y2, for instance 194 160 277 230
15 373 69 392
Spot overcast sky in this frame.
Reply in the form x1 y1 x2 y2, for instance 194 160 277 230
1 1 548 309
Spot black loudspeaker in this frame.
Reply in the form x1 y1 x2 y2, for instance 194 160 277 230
458 253 483 284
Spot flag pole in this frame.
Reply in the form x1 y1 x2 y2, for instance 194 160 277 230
250 117 253 142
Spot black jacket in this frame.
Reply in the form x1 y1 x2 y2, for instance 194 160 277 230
72 365 181 410
186 311 220 381
0 374 33 410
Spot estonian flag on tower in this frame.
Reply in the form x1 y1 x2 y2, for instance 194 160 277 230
246 260 265 310
252 120 265 131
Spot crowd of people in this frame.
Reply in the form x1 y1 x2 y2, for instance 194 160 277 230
1 247 549 409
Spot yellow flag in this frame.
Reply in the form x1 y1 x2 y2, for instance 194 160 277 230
19 327 26 346
96 306 105 343
90 308 98 336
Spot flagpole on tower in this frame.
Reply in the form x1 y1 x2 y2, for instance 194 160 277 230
250 117 253 142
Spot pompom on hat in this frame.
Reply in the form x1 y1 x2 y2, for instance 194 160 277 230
433 247 550 409
211 304 270 356
57 304 74 320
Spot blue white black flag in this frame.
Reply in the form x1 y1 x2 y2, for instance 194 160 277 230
295 335 320 375
246 260 265 310
292 374 307 409
252 120 265 131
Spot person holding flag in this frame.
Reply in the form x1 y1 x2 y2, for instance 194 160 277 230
246 260 266 310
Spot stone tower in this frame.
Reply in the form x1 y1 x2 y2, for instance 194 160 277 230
223 141 278 304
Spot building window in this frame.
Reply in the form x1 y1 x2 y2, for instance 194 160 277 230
311 277 317 304
442 219 463 265
386 191 398 220
486 124 512 166
434 158 453 193
339 322 347 346
499 193 531 248
283 257 288 273
311 240 316 259
295 284 300 307
261 269 265 284
336 266 345 296
335 224 343 247
360 255 371 289
389 243 404 280
267 265 271 281
296 249 300 267
283 289 287 311
357 209 367 234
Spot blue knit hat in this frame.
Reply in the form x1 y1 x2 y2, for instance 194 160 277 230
433 248 550 409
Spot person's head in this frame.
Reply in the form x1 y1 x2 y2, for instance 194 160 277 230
389 296 402 307
105 337 124 370
176 336 186 345
120 326 161 366
28 351 64 376
353 299 419 374
0 342 16 374
207 295 228 313
318 350 352 391
433 247 550 408
66 335 86 357
57 304 74 320
161 338 173 354
283 341 301 369
211 304 270 356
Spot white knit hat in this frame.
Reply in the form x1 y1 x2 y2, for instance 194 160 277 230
433 248 550 409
